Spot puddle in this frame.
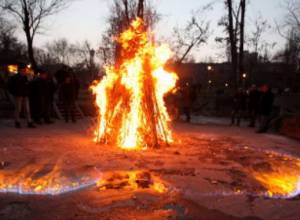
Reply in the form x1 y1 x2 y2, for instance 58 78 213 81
0 161 101 195
96 170 167 193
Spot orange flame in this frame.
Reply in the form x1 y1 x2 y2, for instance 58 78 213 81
91 18 178 150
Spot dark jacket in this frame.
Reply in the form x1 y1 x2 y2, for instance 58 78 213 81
7 73 29 97
233 91 247 111
259 90 274 116
248 89 261 112
60 81 77 103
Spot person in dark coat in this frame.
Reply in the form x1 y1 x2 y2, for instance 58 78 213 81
7 63 35 128
247 85 261 127
231 88 247 126
60 75 78 123
257 85 274 133
30 69 56 124
29 74 40 123
181 83 196 122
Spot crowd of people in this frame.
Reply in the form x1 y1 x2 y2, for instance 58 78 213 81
231 84 275 133
166 82 277 134
5 63 278 135
7 64 80 128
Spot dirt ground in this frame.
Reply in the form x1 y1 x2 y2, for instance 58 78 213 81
0 118 299 220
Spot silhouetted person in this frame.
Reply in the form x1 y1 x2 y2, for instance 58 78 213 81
215 89 224 115
257 85 274 133
29 74 40 123
7 64 35 128
181 84 195 122
231 88 247 126
247 85 261 127
30 70 55 124
55 65 69 85
60 76 77 123
72 73 80 100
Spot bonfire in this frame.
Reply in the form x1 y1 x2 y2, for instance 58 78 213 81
91 18 178 150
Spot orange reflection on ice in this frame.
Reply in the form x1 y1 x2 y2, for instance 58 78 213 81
96 170 167 193
0 162 99 195
253 171 300 198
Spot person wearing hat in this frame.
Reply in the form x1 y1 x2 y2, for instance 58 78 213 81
7 63 35 128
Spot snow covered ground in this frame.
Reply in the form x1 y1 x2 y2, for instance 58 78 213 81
0 118 299 220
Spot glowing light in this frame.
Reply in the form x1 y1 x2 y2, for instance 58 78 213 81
253 171 300 198
0 163 101 195
207 65 213 71
242 73 247 79
91 18 178 150
7 65 18 74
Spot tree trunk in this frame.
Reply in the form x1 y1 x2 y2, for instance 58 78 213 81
123 0 130 26
25 30 37 74
239 0 246 87
137 0 144 18
23 3 37 74
226 0 238 88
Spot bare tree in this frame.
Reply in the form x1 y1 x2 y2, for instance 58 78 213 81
0 15 16 53
45 38 95 68
46 38 71 64
275 0 300 70
173 5 211 64
0 15 27 62
0 0 71 73
218 0 247 87
239 0 246 84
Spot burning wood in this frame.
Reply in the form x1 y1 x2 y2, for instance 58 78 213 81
91 18 178 150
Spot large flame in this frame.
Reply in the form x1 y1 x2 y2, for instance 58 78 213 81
91 18 178 150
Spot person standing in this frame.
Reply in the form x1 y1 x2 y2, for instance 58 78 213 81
247 85 261 127
257 85 274 133
60 75 77 123
231 88 247 126
7 64 35 128
181 84 195 123
30 69 55 124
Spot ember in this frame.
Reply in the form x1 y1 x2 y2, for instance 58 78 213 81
91 18 178 150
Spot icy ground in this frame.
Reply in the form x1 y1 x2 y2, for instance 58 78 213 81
0 118 299 220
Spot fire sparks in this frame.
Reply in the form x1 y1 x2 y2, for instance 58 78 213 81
91 18 178 150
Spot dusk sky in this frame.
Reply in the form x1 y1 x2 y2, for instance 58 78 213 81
18 0 286 62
